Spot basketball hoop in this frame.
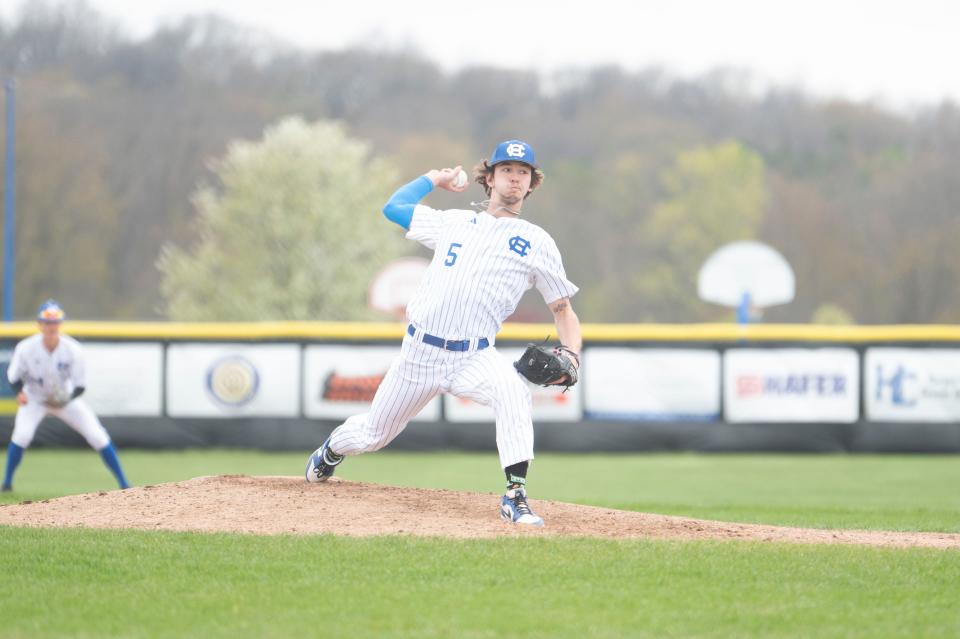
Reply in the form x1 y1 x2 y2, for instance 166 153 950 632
697 241 795 323
368 257 430 319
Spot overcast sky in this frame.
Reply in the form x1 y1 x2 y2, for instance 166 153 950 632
3 0 958 109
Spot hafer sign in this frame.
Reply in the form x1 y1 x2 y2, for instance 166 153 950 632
724 349 859 422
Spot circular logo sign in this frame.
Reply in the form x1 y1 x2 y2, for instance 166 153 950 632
206 356 260 407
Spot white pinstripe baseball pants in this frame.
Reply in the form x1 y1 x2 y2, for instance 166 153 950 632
328 334 534 469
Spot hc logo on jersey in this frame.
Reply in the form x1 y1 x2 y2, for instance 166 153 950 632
506 143 527 159
509 236 531 256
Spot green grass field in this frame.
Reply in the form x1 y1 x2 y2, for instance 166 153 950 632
2 450 959 638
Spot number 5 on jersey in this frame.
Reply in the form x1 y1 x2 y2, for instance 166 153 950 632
445 243 463 267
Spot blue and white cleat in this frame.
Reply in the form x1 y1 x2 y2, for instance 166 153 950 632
500 486 544 526
305 438 343 483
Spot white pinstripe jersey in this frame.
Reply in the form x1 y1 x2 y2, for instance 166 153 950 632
404 206 578 340
7 333 86 401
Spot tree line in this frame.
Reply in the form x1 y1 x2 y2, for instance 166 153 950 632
1 1 959 323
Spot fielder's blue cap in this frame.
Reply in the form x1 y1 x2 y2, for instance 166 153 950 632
490 139 537 168
37 299 65 323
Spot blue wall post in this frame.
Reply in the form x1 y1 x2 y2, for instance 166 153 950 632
3 78 15 321
736 291 752 324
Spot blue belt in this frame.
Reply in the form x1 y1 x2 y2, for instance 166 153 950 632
407 324 489 351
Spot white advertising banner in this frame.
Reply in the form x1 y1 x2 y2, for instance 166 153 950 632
167 344 300 417
724 349 859 423
583 348 721 421
303 345 440 421
865 348 960 422
84 343 163 416
0 346 16 416
444 347 581 422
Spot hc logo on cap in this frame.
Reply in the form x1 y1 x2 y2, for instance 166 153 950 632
506 143 526 158
490 140 537 168
37 299 65 323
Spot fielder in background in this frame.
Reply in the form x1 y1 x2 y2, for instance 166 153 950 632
2 300 130 492
306 139 582 526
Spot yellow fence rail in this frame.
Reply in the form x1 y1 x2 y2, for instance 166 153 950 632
1 321 959 342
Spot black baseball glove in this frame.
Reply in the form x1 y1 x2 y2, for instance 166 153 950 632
514 343 579 390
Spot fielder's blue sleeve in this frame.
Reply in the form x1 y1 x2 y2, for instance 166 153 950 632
382 175 434 230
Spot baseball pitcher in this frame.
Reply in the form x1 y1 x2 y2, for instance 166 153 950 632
306 140 582 526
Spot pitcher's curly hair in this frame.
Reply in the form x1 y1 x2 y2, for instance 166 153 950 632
471 161 544 200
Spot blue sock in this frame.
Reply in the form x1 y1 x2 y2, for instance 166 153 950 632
98 442 130 489
3 443 24 489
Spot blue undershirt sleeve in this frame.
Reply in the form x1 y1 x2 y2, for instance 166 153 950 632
382 175 435 230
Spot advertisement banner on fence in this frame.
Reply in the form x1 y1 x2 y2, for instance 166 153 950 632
583 348 721 421
167 344 300 417
443 348 581 422
0 345 14 416
725 348 859 423
303 345 440 421
865 348 960 422
84 343 163 416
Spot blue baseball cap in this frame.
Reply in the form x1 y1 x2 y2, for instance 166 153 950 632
37 299 65 323
490 139 537 168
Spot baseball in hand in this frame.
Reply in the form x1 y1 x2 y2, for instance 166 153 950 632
451 169 468 189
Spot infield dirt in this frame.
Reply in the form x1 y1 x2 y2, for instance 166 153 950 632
1 475 958 549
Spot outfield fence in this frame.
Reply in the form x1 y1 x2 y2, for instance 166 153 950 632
1 322 959 452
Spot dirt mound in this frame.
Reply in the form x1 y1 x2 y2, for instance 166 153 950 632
1 475 958 549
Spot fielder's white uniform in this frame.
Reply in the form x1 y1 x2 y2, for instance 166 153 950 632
6 333 111 450
329 205 578 468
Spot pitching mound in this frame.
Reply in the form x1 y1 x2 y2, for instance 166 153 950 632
1 475 958 549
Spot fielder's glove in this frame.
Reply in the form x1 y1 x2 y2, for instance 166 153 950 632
514 343 580 390
43 390 71 409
